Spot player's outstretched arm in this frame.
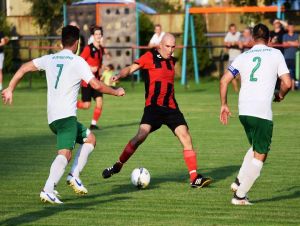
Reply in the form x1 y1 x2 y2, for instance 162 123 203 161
89 78 125 97
111 63 141 82
2 61 38 105
274 73 292 102
219 71 234 125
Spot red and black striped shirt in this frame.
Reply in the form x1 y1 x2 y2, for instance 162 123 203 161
135 49 178 109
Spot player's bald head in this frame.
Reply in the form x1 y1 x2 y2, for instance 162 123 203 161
159 33 175 59
161 33 175 45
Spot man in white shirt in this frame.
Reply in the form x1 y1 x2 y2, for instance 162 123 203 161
2 25 125 204
220 23 291 205
148 24 165 48
224 23 241 92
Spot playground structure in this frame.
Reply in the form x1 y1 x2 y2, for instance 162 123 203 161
181 4 288 85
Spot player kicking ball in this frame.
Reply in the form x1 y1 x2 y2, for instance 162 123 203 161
102 33 212 188
220 23 291 205
2 25 125 204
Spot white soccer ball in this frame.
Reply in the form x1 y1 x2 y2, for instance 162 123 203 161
131 167 150 189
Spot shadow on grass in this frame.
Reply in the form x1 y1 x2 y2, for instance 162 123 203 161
0 196 130 226
205 165 240 184
252 186 300 204
96 121 140 131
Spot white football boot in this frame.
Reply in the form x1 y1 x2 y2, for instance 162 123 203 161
40 191 63 204
69 176 88 195
231 193 253 205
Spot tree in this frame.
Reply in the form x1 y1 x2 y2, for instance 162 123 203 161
26 0 72 35
138 0 182 13
232 0 262 26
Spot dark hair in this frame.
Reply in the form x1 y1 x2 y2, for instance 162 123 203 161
62 25 79 47
229 23 236 29
107 64 114 70
252 23 269 42
155 24 161 28
287 21 294 26
92 26 103 36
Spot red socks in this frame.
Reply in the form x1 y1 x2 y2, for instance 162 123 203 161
77 101 85 109
93 107 102 122
119 142 137 164
183 150 198 182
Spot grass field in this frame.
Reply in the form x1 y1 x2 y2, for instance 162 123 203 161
0 76 299 226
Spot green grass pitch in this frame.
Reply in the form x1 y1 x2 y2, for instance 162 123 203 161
0 76 299 226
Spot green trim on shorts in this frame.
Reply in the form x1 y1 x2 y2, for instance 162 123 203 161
49 116 89 150
239 115 273 154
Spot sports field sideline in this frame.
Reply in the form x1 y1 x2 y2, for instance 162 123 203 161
0 77 299 226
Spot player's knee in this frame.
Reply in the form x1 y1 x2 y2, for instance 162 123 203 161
85 132 96 147
84 102 91 109
58 149 72 162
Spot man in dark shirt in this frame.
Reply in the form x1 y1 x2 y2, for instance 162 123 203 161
0 31 6 90
102 33 212 188
270 19 286 53
283 22 299 90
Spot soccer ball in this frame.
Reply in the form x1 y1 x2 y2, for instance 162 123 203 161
131 167 150 189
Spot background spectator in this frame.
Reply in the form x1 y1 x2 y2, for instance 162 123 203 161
148 24 165 48
224 23 241 92
283 22 299 90
101 64 116 87
239 27 253 52
0 31 7 91
270 19 287 53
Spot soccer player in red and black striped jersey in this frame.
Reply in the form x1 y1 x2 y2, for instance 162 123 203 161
76 26 105 130
102 33 212 188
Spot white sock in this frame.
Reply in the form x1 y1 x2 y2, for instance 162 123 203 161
69 145 83 176
44 155 68 193
91 120 97 125
236 158 263 198
237 147 253 182
71 143 94 178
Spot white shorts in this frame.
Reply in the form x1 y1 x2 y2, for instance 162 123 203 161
0 53 4 70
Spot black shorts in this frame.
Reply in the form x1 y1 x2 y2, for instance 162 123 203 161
140 105 188 133
81 84 103 102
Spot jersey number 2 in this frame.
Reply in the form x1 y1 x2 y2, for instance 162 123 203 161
55 64 64 89
249 57 261 82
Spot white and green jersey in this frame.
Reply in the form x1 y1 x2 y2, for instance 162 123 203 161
33 49 94 124
228 44 289 121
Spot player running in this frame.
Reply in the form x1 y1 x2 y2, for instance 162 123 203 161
77 26 105 130
2 25 125 204
219 23 291 205
102 33 212 188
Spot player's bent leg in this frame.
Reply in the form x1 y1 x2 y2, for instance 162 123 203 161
68 131 96 195
41 149 71 204
102 124 151 179
174 125 212 188
234 151 266 205
90 97 103 130
77 101 91 109
231 147 254 192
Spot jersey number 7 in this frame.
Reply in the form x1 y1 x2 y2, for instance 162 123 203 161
55 64 64 89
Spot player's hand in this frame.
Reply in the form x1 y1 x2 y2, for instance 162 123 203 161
111 75 120 82
115 87 125 96
220 104 231 125
2 88 13 105
273 91 283 102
